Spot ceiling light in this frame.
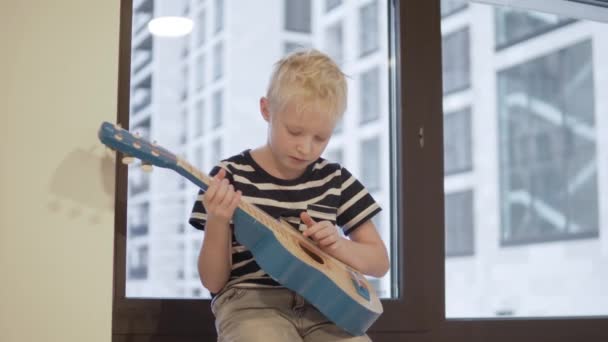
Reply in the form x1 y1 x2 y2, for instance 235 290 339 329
147 16 194 37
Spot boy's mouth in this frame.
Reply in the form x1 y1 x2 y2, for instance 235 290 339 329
290 156 308 163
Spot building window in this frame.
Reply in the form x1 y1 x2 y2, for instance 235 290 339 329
212 138 223 166
495 7 575 49
127 245 148 280
197 10 206 46
498 39 598 245
195 99 205 137
443 107 472 175
196 54 205 90
128 202 149 237
325 22 344 65
360 136 381 192
213 42 223 81
194 145 204 171
212 90 223 128
440 0 468 17
359 1 379 56
442 27 470 94
284 0 311 33
360 66 380 123
192 239 201 279
445 190 474 257
284 42 309 54
214 0 223 33
325 0 342 12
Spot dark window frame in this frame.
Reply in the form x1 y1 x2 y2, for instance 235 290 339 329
112 1 608 340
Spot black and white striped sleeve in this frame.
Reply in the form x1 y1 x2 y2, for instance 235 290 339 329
336 167 381 235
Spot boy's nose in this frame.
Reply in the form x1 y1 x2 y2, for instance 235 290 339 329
296 140 312 155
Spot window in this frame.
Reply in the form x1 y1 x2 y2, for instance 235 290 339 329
284 41 309 54
441 0 467 17
197 9 206 46
116 0 608 340
326 0 342 12
284 0 311 33
443 107 472 174
127 245 148 280
359 1 379 56
212 90 223 128
195 99 205 137
194 145 204 171
442 27 470 94
498 39 598 245
212 138 222 166
360 135 381 192
196 54 205 90
214 0 223 33
444 190 474 257
442 1 607 321
212 42 223 80
128 202 149 237
360 67 380 123
325 22 344 65
495 7 575 49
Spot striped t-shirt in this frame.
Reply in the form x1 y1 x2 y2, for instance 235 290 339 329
189 149 381 295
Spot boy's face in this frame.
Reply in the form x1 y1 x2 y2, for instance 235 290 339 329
260 97 337 177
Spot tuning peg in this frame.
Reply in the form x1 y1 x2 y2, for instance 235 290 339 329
122 155 135 165
141 163 153 173
114 122 123 130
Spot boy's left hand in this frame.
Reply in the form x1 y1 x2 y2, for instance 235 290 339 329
300 212 343 251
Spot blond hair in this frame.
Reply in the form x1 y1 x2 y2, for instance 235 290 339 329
266 49 347 119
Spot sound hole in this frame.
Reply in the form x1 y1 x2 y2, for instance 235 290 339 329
299 243 324 264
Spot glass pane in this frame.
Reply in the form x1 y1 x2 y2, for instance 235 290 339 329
495 7 575 49
126 0 394 300
441 1 608 317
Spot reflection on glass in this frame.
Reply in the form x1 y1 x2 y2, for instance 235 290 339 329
441 0 467 17
498 40 598 245
442 2 607 317
442 28 470 94
495 7 575 49
126 0 392 300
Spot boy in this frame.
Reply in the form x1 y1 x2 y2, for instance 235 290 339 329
189 49 389 341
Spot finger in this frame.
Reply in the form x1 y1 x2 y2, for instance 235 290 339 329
302 222 323 238
300 211 316 227
228 190 242 212
215 168 226 180
318 235 338 248
215 179 230 203
204 178 219 203
310 227 333 241
219 185 236 207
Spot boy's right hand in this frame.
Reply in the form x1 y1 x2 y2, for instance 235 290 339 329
202 168 242 224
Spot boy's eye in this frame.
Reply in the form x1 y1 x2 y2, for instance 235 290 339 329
288 129 302 136
315 136 329 142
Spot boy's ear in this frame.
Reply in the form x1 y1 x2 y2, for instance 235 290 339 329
260 97 271 122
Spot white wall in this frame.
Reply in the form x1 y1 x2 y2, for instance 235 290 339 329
0 1 119 341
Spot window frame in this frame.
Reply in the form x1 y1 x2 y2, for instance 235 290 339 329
111 1 608 341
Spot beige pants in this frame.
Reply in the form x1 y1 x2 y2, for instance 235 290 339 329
211 287 372 342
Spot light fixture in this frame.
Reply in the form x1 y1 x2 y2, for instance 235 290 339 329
147 16 194 37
